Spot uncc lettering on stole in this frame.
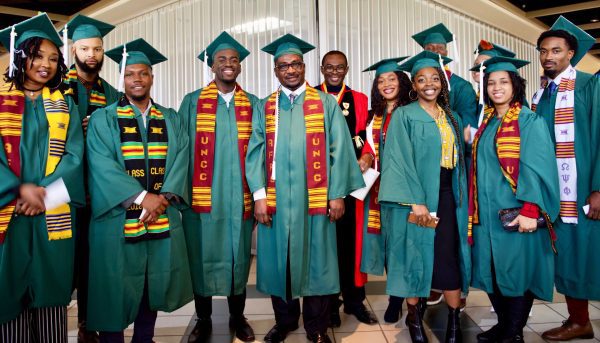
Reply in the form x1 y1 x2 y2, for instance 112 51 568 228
198 136 210 181
312 137 322 182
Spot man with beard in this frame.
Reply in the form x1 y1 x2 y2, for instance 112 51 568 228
313 50 377 327
178 31 258 343
530 16 600 341
59 14 119 342
246 34 364 343
86 38 192 342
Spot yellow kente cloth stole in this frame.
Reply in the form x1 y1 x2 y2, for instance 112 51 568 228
63 66 107 116
117 97 170 242
0 84 72 243
367 114 383 234
264 85 328 215
191 82 253 219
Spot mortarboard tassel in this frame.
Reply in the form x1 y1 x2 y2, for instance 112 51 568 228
8 26 17 78
62 24 69 67
118 45 127 92
203 49 211 86
439 53 451 92
477 62 486 126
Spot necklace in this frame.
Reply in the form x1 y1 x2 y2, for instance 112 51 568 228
23 85 44 97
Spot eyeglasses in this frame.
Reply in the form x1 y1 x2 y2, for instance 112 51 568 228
323 64 347 73
276 61 304 71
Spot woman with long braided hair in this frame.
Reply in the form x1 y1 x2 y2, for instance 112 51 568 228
0 14 84 342
467 57 559 343
377 51 470 343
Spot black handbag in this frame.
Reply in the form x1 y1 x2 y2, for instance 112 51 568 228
498 207 547 232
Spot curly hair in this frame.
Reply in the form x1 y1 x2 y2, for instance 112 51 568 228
368 71 412 123
412 67 465 204
3 37 67 91
482 71 527 108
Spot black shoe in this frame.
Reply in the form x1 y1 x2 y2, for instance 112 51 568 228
329 311 341 328
306 332 333 343
476 324 503 343
500 334 524 343
445 306 462 343
264 324 299 343
229 316 255 342
406 302 428 343
344 304 378 324
188 317 212 343
384 296 403 323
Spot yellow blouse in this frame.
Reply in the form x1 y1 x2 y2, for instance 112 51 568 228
434 106 458 169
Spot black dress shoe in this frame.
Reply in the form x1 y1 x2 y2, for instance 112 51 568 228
264 324 299 343
384 296 403 323
344 304 378 324
406 303 428 343
229 316 255 342
476 324 503 343
329 311 341 328
306 332 332 343
188 318 212 343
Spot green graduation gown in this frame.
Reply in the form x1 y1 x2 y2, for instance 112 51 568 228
178 89 258 297
245 89 364 299
450 74 478 129
378 101 470 297
0 95 85 324
471 107 560 301
86 101 193 331
534 71 600 300
70 77 119 121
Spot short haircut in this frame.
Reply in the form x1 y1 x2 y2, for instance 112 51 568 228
537 29 578 53
321 50 348 66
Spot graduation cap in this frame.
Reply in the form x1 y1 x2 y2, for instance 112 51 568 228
59 15 114 67
261 33 315 61
412 23 453 47
105 38 167 92
399 50 453 90
474 40 516 58
197 31 250 67
362 57 409 77
546 15 595 67
0 13 62 78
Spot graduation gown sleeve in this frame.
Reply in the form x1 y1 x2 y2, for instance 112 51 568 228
159 107 189 204
245 97 267 193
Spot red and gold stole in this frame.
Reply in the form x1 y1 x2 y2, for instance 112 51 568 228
264 85 328 215
468 103 556 250
191 81 253 219
366 114 383 234
0 84 72 243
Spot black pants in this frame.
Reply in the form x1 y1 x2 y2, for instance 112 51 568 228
74 206 92 325
0 306 67 343
331 196 366 312
194 290 247 319
487 262 534 338
271 250 331 336
99 277 157 343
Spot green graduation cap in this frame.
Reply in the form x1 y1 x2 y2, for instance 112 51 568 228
0 12 62 49
470 56 529 74
261 33 315 61
412 23 453 47
105 38 167 67
546 15 595 66
362 57 409 77
474 40 516 58
60 14 115 42
197 31 250 67
0 13 63 78
398 50 452 77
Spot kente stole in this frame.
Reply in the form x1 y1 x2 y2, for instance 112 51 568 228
191 82 252 219
468 103 556 250
0 85 72 243
531 65 578 224
63 65 108 116
264 85 328 215
117 97 170 242
366 114 383 234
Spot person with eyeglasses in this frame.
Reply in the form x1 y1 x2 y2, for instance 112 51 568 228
313 50 378 328
245 34 364 343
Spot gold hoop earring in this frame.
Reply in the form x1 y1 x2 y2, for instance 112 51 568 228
409 89 418 101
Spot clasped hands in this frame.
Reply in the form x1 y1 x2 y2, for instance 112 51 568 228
254 198 346 226
139 193 169 224
15 184 46 216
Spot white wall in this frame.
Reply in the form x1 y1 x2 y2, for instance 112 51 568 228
96 0 574 108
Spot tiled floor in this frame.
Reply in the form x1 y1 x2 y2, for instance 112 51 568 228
67 257 600 342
